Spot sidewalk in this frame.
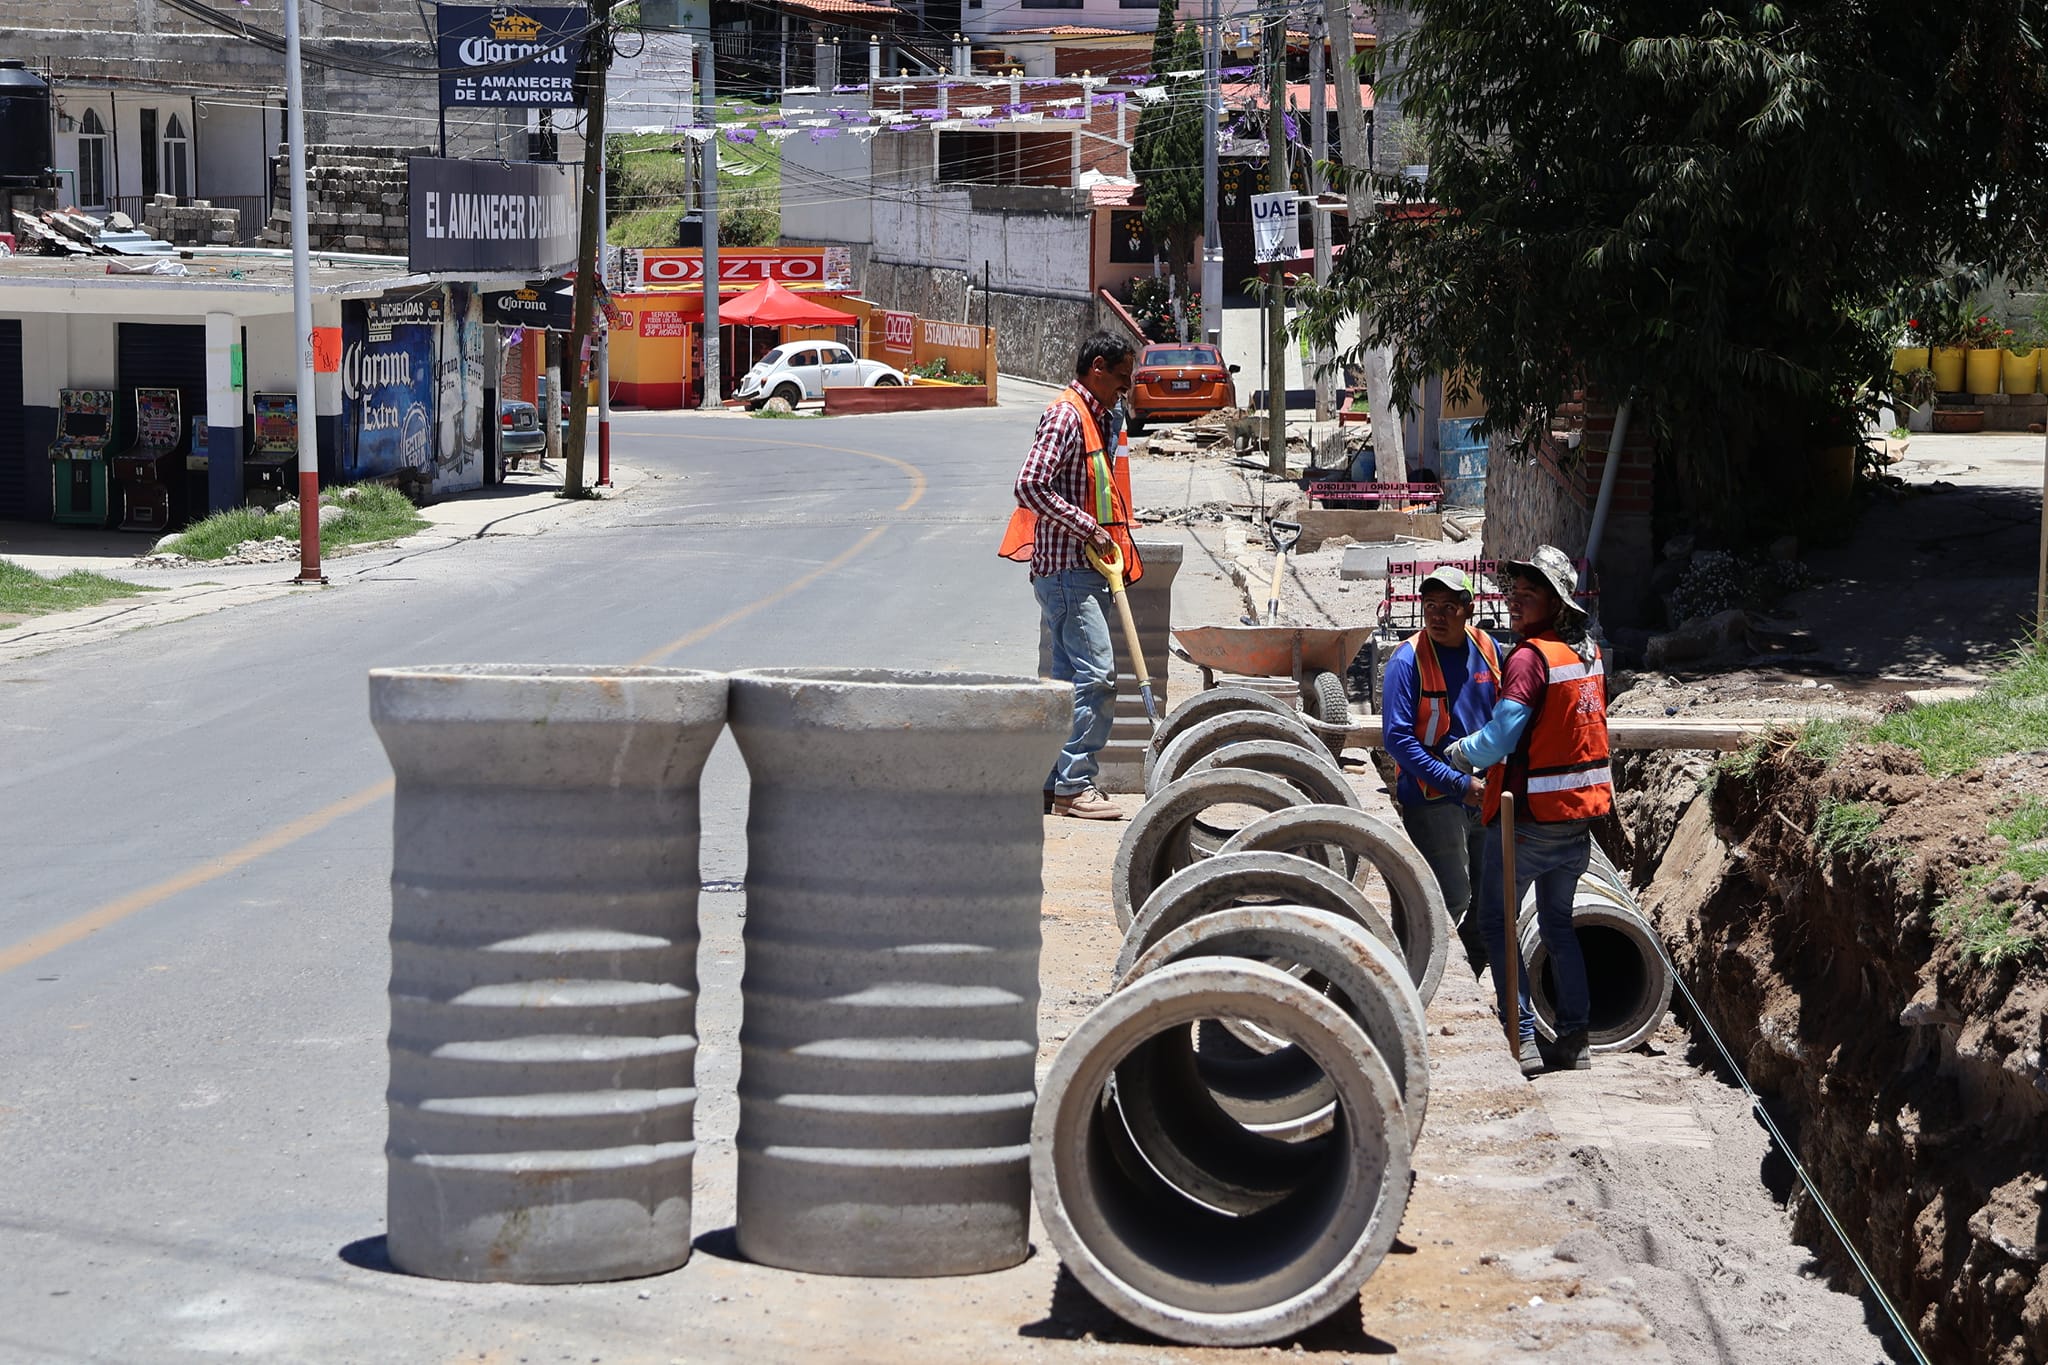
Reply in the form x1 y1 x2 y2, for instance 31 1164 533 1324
0 464 641 665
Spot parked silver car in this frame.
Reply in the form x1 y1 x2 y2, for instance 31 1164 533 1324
737 342 906 409
499 399 547 465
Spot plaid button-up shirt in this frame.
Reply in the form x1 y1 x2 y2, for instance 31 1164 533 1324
1013 384 1111 578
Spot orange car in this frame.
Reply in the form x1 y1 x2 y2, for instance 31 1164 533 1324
1125 343 1239 435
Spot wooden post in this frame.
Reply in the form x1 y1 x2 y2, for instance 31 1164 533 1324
1501 791 1520 1055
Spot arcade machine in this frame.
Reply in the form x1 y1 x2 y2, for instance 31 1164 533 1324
49 388 116 527
245 393 299 509
110 387 190 533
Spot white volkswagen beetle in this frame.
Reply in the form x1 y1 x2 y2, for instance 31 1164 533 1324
737 341 907 409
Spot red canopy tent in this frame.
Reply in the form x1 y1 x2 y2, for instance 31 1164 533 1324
718 279 855 327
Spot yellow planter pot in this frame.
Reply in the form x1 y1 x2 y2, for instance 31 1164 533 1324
1965 347 2004 395
1892 346 1930 374
1931 346 1966 392
2003 348 2039 396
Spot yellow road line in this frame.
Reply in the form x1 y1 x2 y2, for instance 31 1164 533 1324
0 779 395 976
0 435 927 977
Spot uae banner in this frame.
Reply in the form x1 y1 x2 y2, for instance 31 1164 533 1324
343 295 442 479
1251 191 1301 264
409 157 580 275
437 5 589 108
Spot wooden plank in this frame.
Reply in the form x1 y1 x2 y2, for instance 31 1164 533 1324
1331 715 1780 752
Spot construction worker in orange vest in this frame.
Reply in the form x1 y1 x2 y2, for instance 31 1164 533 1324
1379 566 1500 976
1445 545 1612 1076
1000 332 1140 819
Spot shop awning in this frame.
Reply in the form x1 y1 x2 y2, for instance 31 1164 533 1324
718 279 857 327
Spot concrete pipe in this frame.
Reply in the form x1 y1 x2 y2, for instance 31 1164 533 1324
1110 769 1322 931
1143 685 1296 789
371 664 728 1284
1219 806 1451 1007
1515 892 1673 1053
1118 906 1429 1146
1146 709 1326 799
727 668 1068 1277
1183 739 1360 856
1117 850 1398 980
1031 958 1412 1347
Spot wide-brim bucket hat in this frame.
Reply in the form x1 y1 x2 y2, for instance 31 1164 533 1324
1496 545 1588 625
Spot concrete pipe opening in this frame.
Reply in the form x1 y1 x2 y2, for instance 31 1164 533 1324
1146 709 1327 799
1183 741 1359 856
1110 770 1326 931
1117 906 1429 1146
1517 897 1673 1053
1032 959 1412 1347
1143 686 1296 789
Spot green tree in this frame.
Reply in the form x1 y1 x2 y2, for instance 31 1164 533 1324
1295 1 2048 533
1131 9 1207 315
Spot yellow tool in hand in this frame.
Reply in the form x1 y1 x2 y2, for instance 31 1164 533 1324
1085 540 1159 729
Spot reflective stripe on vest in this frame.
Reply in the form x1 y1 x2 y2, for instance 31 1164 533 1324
997 388 1144 584
1482 633 1612 825
1406 626 1501 801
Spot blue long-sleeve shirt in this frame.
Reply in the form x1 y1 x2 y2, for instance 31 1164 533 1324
1382 633 1500 806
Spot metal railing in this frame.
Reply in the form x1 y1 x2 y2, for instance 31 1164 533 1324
103 194 272 245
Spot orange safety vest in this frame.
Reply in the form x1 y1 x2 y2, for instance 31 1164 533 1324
1407 625 1501 800
1482 633 1612 825
998 387 1144 584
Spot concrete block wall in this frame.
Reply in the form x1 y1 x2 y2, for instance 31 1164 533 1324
258 145 419 255
860 259 1096 386
142 193 238 245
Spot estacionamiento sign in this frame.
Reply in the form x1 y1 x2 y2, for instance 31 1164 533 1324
437 5 590 108
409 158 580 275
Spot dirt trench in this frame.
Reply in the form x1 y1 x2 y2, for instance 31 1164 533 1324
1620 736 2048 1365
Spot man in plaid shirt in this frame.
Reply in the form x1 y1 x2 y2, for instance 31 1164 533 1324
1014 332 1136 820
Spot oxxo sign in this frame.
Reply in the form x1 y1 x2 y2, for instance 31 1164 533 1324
625 248 833 290
880 311 916 353
1251 191 1301 264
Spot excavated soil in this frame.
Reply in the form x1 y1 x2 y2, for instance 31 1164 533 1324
1639 736 2048 1365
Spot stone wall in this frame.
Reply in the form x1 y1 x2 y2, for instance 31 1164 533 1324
1481 394 1656 626
258 145 417 255
859 259 1096 385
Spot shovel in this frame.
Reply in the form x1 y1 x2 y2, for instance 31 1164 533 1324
1263 519 1303 625
1501 791 1522 1056
1084 540 1159 729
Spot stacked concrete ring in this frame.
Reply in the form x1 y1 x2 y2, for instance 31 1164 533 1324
1116 849 1399 976
1109 769 1324 932
1182 739 1359 856
1517 892 1673 1053
1142 685 1295 790
1146 709 1328 799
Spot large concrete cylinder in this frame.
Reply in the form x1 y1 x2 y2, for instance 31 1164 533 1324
1032 958 1411 1347
370 664 728 1284
1039 539 1181 795
1516 889 1673 1053
728 667 1069 1277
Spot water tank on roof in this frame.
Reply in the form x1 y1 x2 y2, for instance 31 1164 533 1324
0 61 53 186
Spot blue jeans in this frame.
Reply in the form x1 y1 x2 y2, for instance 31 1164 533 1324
1034 567 1117 796
1476 816 1593 1041
1399 798 1484 927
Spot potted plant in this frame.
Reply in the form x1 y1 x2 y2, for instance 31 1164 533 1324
1892 316 1931 375
1963 312 2004 395
1895 366 1937 432
1928 312 1967 393
2002 319 2040 397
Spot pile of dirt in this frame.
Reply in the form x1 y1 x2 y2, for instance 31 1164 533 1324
1639 736 2048 1364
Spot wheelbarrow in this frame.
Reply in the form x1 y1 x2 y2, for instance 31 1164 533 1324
1168 624 1377 751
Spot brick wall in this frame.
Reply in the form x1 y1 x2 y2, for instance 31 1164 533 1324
257 145 418 255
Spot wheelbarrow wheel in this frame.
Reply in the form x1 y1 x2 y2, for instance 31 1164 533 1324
1305 669 1350 757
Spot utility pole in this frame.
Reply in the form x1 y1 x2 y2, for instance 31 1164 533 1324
1309 11 1333 422
596 155 612 485
1322 0 1405 480
699 32 722 409
282 0 322 584
1265 10 1287 477
1200 0 1221 348
563 0 612 497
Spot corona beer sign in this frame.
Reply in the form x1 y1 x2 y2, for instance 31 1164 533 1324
437 5 589 109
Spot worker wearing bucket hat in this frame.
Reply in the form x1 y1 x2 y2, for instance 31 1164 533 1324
1380 566 1500 976
1444 545 1611 1075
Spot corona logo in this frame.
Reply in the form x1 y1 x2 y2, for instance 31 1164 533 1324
514 289 538 301
489 11 543 40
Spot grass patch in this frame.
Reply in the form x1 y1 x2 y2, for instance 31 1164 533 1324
164 485 427 561
1869 646 2048 775
1795 717 1855 764
750 407 820 419
0 559 155 624
1934 794 2048 965
1812 797 1883 855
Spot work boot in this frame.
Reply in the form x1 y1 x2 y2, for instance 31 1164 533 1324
1043 788 1055 814
1517 1036 1544 1079
1052 786 1125 821
1552 1029 1592 1071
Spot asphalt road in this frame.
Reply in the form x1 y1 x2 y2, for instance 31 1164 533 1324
0 407 1058 1364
